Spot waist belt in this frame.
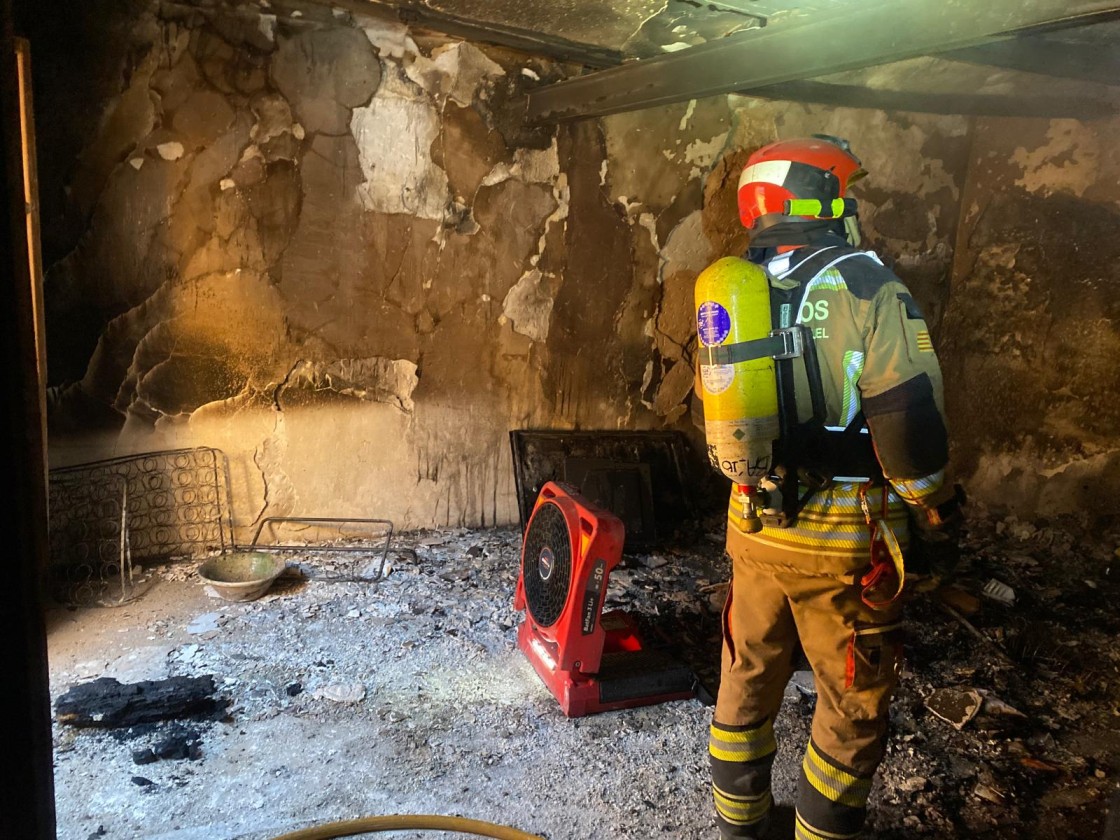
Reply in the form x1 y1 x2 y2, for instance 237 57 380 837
791 423 883 485
763 421 884 529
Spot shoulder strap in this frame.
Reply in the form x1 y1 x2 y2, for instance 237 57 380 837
778 245 874 283
766 249 884 527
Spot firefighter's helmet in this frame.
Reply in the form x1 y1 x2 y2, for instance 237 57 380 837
737 134 866 246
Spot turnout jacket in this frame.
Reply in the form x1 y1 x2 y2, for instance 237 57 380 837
722 239 950 571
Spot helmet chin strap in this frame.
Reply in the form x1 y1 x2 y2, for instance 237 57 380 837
844 216 862 248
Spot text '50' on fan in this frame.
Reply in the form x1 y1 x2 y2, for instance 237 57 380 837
513 481 695 717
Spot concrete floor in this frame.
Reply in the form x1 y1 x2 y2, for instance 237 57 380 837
46 516 1120 839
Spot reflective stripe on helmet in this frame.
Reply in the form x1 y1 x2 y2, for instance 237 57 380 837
738 159 792 191
785 198 854 219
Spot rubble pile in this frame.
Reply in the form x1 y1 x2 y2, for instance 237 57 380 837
870 505 1120 838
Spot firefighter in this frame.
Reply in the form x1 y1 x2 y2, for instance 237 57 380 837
703 135 963 839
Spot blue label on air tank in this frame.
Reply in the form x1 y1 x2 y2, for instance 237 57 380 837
697 301 731 346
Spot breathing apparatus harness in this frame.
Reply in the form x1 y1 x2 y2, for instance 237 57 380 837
761 243 883 521
710 235 908 609
782 243 914 609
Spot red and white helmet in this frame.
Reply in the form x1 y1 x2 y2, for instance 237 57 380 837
737 134 866 243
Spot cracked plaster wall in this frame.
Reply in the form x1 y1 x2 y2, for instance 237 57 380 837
34 0 973 533
940 117 1120 520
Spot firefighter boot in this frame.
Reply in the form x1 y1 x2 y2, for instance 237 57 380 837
710 718 776 838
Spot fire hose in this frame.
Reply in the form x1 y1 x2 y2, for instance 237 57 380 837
270 814 545 840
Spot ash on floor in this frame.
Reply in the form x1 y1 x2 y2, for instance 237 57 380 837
47 508 1120 839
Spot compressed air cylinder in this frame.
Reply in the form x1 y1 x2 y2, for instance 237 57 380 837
694 257 781 487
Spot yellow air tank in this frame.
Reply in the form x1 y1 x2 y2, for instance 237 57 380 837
694 257 780 490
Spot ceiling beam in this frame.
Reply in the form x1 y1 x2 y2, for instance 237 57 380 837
526 0 1120 122
744 80 1118 120
315 0 623 68
942 36 1120 86
394 6 623 68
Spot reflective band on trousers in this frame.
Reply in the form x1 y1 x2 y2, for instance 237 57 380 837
714 786 772 826
709 721 777 764
795 812 860 840
802 742 872 810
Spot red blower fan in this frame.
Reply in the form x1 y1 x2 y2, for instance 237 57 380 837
514 481 694 717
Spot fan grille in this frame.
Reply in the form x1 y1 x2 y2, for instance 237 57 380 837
522 500 573 628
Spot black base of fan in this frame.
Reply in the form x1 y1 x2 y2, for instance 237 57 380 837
596 648 696 705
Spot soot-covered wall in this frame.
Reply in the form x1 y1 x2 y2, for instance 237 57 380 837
36 0 599 532
32 0 970 534
942 117 1120 521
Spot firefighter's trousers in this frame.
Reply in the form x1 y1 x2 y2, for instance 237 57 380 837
710 541 904 840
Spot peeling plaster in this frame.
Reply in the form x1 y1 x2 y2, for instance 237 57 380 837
351 66 450 220
271 26 381 136
640 359 655 396
484 138 567 278
684 131 728 169
406 42 505 109
615 195 643 216
363 23 504 110
280 357 419 411
942 116 1120 519
250 93 297 147
351 44 506 222
502 269 553 341
482 138 560 187
362 18 420 61
678 99 696 131
69 49 160 220
532 171 569 271
252 412 298 524
42 2 992 531
495 139 569 339
257 14 277 43
602 107 696 211
658 209 710 284
157 141 184 161
1011 120 1100 198
637 211 659 252
652 357 693 422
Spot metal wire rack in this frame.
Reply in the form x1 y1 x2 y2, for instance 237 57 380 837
246 517 394 583
48 447 235 606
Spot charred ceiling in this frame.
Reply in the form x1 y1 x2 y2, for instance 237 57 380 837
317 0 1120 121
